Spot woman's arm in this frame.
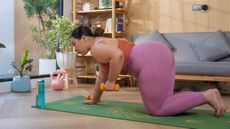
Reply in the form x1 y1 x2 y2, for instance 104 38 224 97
92 64 108 103
108 50 124 83
84 64 108 104
91 42 124 88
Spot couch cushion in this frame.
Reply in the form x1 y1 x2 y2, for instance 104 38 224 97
176 62 230 76
133 30 175 51
190 31 230 61
162 35 199 62
219 56 230 62
223 32 230 45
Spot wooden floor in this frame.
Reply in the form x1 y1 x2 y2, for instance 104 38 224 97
0 83 229 129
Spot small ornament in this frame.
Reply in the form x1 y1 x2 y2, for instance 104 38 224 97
82 2 95 11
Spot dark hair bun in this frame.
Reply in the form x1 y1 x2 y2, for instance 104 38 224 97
91 25 104 37
93 27 104 37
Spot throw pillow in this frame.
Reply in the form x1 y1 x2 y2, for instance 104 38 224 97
191 30 230 61
133 30 176 51
218 56 230 62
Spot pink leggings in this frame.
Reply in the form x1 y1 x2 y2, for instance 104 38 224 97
127 42 205 116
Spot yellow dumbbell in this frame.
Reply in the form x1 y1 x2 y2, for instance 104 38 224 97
100 83 121 91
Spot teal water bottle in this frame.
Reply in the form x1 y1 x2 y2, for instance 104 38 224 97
36 80 45 108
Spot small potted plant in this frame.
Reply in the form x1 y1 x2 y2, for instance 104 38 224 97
11 49 33 92
46 16 76 69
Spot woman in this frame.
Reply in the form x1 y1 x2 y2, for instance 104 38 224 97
71 26 226 117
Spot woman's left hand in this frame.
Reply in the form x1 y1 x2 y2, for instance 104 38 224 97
104 80 116 91
82 100 95 104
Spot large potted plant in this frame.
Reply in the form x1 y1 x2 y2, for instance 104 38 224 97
23 0 57 74
11 49 33 92
46 16 76 69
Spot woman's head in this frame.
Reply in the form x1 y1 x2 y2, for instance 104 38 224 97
71 26 104 55
71 26 94 39
71 25 104 39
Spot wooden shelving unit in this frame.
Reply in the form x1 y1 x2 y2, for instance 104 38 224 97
72 0 126 38
72 0 130 83
77 9 112 14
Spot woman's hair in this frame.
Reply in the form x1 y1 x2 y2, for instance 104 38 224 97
71 26 104 39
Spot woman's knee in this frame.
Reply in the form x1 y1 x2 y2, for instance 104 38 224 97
146 107 165 116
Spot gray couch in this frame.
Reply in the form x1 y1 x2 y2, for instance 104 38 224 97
133 31 230 82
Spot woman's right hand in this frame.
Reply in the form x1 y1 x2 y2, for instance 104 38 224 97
104 80 116 91
82 94 101 105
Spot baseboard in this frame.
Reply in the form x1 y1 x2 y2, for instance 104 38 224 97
31 77 51 89
0 77 52 94
0 81 11 93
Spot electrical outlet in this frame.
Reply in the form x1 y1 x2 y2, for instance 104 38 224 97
192 4 208 11
192 5 203 11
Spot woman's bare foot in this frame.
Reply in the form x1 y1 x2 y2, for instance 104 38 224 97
203 89 226 117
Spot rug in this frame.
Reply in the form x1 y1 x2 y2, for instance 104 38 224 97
32 96 230 129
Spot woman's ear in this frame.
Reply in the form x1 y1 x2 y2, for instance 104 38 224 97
82 35 86 41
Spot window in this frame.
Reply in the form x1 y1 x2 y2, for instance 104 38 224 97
0 0 14 80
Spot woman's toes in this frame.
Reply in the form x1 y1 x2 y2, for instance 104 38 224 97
221 107 226 116
216 104 225 117
215 110 221 117
203 88 226 117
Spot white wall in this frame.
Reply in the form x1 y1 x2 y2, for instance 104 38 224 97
0 0 14 75
63 0 72 20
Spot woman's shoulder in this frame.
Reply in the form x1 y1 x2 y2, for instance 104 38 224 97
117 38 128 41
93 38 118 49
95 37 117 44
91 37 119 55
90 38 120 63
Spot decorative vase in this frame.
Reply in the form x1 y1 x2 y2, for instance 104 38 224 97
11 76 31 92
56 52 77 69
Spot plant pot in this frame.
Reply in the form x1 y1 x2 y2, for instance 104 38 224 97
39 59 56 75
11 76 31 92
56 52 76 69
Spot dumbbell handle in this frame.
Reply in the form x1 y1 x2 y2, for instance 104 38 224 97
100 83 120 91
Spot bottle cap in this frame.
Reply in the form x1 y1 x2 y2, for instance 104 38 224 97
37 79 44 83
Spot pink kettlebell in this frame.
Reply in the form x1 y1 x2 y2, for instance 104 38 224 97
50 71 65 90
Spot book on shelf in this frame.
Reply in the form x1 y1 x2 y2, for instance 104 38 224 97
116 18 123 32
105 18 112 33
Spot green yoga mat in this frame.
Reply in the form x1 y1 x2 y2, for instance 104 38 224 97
32 96 230 129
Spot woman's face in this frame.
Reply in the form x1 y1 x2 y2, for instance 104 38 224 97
71 36 89 55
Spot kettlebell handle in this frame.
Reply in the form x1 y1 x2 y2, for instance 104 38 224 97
50 71 65 80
